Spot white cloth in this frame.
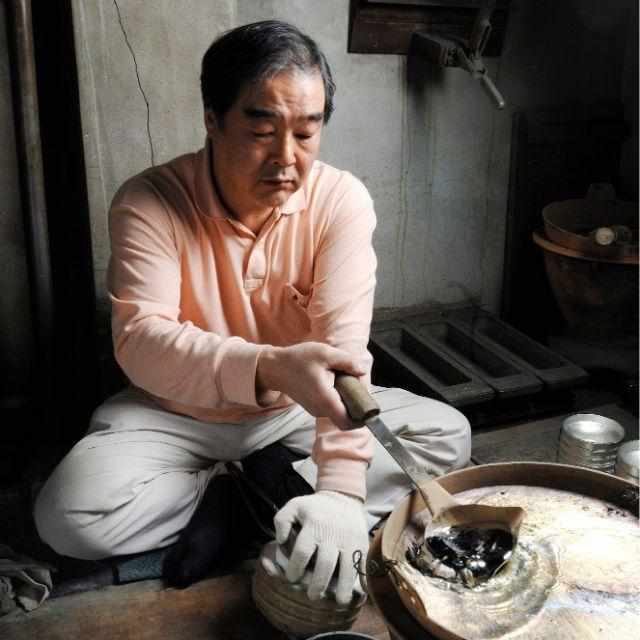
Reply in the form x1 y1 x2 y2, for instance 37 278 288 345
34 385 471 560
0 545 53 614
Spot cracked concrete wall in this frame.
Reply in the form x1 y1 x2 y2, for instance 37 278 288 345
0 4 34 405
232 0 509 311
235 1 413 309
71 0 637 313
70 0 236 308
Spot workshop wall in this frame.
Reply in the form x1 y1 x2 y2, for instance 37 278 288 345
69 0 637 315
69 0 637 318
0 0 635 415
70 0 236 317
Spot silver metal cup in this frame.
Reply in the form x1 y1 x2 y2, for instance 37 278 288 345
557 414 625 473
615 440 639 484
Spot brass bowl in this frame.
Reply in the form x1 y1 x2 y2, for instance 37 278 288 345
379 462 640 640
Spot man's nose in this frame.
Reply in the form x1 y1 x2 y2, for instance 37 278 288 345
271 132 295 166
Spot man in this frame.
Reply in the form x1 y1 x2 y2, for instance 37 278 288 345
34 20 470 605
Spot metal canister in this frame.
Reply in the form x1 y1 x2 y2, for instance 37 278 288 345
615 440 640 484
557 414 625 473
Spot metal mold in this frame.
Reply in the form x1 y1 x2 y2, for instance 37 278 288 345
450 311 588 389
369 325 494 407
411 320 542 399
369 309 587 408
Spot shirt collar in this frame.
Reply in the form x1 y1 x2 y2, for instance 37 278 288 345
194 136 307 219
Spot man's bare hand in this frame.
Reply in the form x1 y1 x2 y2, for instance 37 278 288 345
256 342 366 429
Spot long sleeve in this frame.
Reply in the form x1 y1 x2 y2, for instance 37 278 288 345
306 175 378 498
107 152 378 487
108 179 272 411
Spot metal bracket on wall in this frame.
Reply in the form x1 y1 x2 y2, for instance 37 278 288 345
348 0 511 57
410 3 506 109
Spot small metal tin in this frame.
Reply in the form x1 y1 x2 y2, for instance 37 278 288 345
615 440 640 484
561 414 625 444
557 414 625 472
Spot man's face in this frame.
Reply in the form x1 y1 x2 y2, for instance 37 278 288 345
205 69 325 221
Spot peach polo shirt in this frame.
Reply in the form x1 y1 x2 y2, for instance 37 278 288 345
107 140 377 498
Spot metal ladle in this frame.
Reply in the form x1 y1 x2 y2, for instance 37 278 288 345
335 374 525 583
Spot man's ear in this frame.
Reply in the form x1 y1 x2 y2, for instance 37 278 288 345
204 110 221 139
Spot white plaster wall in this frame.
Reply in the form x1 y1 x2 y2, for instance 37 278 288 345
71 0 637 313
237 0 409 308
235 0 502 310
0 4 34 404
71 0 236 306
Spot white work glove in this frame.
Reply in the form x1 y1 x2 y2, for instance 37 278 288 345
273 490 370 605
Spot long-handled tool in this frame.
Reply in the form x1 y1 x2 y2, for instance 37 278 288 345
335 374 525 584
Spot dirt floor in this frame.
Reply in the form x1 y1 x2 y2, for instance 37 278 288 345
0 395 637 640
0 571 392 640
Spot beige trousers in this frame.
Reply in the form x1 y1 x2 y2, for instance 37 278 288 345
34 386 471 560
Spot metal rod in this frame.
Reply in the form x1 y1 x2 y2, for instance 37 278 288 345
479 72 506 109
5 0 56 431
366 416 434 487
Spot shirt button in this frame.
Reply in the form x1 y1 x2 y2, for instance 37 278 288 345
248 250 266 279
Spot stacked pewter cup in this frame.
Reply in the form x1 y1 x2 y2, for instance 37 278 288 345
557 413 625 473
615 440 640 484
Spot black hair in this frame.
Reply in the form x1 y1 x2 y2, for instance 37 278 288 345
201 20 335 124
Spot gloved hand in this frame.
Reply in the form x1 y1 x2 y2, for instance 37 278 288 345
273 490 370 605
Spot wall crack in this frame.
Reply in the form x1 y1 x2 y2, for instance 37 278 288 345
113 0 155 166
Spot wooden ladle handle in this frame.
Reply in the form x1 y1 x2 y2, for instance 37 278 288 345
419 476 460 519
334 373 380 424
335 374 459 518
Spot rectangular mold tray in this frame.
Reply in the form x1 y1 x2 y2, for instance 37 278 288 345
449 311 588 389
411 320 543 399
369 325 494 407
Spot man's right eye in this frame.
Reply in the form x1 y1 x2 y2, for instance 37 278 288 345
253 131 274 138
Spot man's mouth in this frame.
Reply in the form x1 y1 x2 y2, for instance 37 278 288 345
262 178 293 184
